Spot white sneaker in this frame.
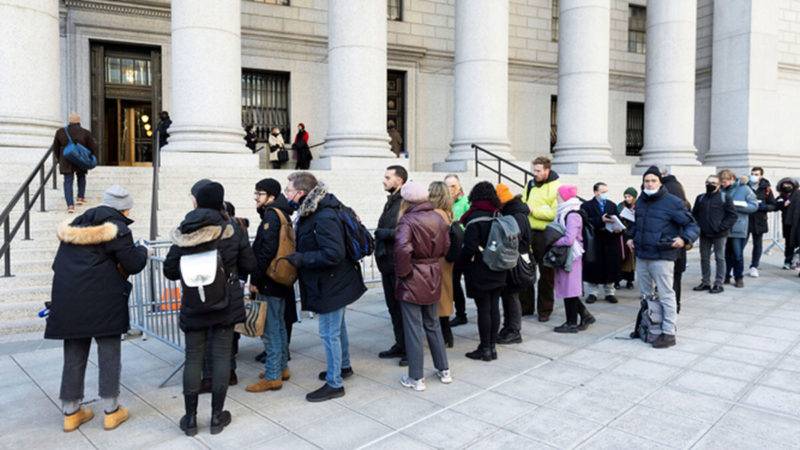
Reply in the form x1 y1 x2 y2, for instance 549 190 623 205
400 376 426 391
783 263 792 270
749 267 759 278
436 369 453 384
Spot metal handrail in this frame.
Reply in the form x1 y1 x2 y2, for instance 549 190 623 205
149 135 160 240
1 148 58 277
472 143 533 189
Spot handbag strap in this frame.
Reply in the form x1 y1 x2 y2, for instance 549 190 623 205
64 126 75 145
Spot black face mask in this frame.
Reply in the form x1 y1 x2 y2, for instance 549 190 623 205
781 185 793 193
706 184 717 194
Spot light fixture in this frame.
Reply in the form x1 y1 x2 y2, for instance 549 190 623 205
146 130 153 137
143 123 151 131
141 114 149 123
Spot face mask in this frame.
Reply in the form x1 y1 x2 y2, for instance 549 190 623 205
706 184 717 194
598 193 608 202
749 175 759 184
781 185 793 193
643 188 658 196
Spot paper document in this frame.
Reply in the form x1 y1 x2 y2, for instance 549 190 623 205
605 215 627 233
733 200 747 208
619 207 635 223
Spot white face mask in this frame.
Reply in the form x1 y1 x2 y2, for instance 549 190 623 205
749 175 759 184
643 188 658 196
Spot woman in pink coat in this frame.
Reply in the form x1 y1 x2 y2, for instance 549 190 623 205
552 184 596 333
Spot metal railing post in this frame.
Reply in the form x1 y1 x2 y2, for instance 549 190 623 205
150 136 160 241
23 187 31 240
39 165 46 212
51 152 57 190
3 217 10 277
497 159 502 184
474 145 478 177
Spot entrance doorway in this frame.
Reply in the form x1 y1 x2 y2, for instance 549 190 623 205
104 100 153 166
91 42 161 166
387 70 406 156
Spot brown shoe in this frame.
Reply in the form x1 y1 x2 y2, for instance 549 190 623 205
67 206 75 214
245 379 283 392
734 278 744 288
76 197 86 206
281 368 291 381
538 314 550 323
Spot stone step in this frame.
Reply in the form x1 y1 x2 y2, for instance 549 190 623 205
0 318 44 336
0 300 47 325
0 285 51 303
0 272 53 290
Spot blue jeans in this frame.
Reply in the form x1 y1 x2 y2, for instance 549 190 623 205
725 237 746 280
318 307 350 388
261 295 288 381
63 172 86 207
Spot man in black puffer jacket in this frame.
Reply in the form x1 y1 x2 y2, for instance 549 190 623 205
47 185 148 433
163 181 255 437
282 172 367 403
745 167 776 277
495 183 531 345
692 175 738 294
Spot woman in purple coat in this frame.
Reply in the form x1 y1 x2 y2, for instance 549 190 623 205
552 184 596 333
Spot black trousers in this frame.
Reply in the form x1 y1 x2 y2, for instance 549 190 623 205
473 288 502 348
673 250 686 313
202 331 238 379
381 271 405 351
184 325 233 412
452 266 467 319
563 297 590 324
531 231 555 316
784 224 795 264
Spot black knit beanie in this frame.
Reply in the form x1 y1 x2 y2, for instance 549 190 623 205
195 182 224 210
255 178 281 198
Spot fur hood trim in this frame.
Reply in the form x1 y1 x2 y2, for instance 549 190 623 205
298 182 329 217
171 223 234 247
57 220 119 245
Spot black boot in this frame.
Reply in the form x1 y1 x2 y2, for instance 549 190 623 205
180 394 198 436
465 346 492 361
491 344 498 360
210 410 232 435
577 303 596 331
441 319 454 348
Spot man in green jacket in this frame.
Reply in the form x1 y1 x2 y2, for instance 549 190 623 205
445 174 470 326
521 156 561 322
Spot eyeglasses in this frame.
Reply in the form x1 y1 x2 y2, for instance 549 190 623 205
254 191 268 197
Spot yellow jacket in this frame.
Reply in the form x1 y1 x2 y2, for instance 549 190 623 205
521 173 561 231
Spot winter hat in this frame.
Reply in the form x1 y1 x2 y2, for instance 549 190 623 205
642 165 662 182
557 184 578 202
624 187 638 198
495 183 514 205
195 182 225 210
255 178 281 198
102 185 134 211
190 178 212 197
400 181 429 203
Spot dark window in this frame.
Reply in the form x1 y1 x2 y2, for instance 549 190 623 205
550 95 557 154
626 102 644 156
249 0 290 5
388 0 402 21
628 5 646 54
551 0 559 42
241 70 290 143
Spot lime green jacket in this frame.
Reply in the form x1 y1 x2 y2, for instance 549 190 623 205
521 173 561 231
452 195 470 221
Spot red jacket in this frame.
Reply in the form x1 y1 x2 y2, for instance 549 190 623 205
393 202 450 305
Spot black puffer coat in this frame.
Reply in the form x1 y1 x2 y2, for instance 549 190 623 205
748 178 776 235
692 190 738 239
501 196 532 254
458 209 508 297
251 194 296 302
163 208 256 331
293 183 367 314
374 190 403 274
45 206 147 339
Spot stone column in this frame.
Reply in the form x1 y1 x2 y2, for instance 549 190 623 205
316 0 391 169
0 0 61 150
435 0 512 173
552 0 615 172
704 0 781 171
636 0 700 169
162 0 252 166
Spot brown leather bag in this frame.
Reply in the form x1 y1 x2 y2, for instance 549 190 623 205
266 207 298 286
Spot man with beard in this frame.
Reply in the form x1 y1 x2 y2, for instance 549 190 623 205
374 166 409 366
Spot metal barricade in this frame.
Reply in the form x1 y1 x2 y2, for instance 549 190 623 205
763 211 784 255
129 236 381 387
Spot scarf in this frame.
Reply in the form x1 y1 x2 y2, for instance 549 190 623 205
460 200 498 225
556 197 584 259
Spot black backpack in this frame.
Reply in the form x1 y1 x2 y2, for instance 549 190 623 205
335 205 375 262
566 209 596 264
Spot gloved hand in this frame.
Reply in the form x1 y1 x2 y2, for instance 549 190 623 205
284 252 304 268
374 228 393 240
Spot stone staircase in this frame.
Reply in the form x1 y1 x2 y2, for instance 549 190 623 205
0 156 712 337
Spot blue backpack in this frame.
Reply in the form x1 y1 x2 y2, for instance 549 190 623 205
335 205 374 262
63 127 97 171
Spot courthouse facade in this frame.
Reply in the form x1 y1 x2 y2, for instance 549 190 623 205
2 0 800 173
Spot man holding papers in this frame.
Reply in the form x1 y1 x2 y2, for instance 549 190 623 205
581 182 623 304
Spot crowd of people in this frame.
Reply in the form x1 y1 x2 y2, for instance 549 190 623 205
44 151 800 435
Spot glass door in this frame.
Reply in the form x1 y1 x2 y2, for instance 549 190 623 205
120 101 153 166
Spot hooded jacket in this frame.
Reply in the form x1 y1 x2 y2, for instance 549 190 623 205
293 183 367 313
501 196 532 254
458 208 508 297
163 208 256 331
45 206 147 339
251 194 296 301
393 202 450 305
627 187 700 261
721 180 758 239
522 170 561 231
748 178 777 235
374 189 403 273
